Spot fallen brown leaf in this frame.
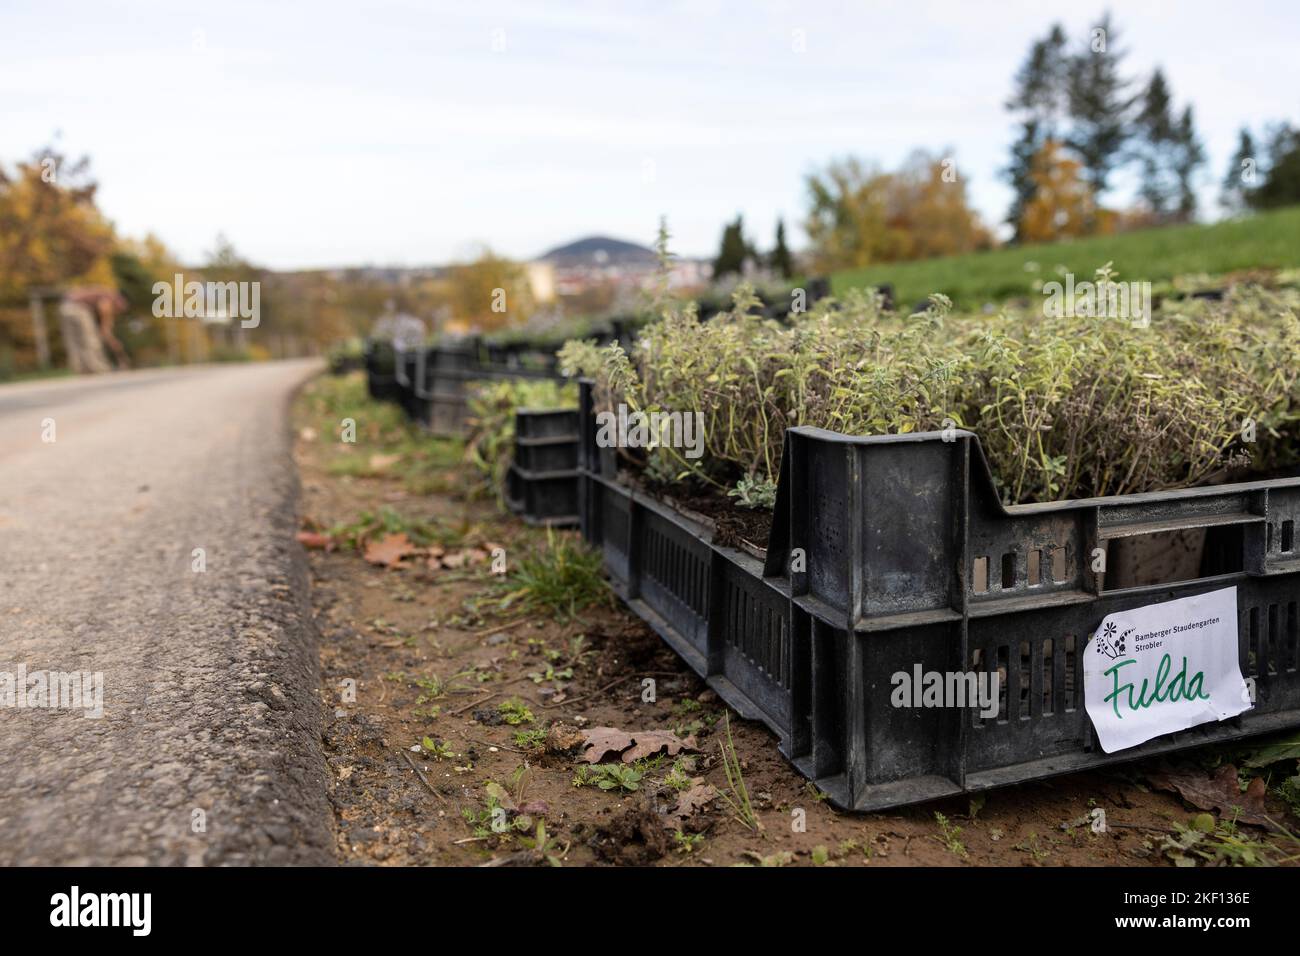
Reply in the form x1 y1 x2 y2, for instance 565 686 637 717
661 780 718 828
296 530 335 551
1148 764 1271 827
581 727 695 764
363 532 419 568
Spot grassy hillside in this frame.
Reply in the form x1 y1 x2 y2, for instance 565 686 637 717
831 205 1300 309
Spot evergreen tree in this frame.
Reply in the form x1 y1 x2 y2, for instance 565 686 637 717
1253 124 1300 210
1065 13 1135 202
1172 106 1205 221
1220 127 1257 213
769 218 794 279
1003 24 1067 240
1134 68 1177 219
712 215 752 279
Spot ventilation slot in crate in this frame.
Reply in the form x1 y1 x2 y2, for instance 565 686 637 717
644 524 709 619
973 546 1067 595
972 632 1079 728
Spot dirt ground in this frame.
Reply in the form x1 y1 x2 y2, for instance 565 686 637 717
291 374 1300 867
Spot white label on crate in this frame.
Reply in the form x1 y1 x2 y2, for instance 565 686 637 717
1084 586 1251 753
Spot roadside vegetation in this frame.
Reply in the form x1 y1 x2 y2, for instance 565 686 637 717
464 378 577 506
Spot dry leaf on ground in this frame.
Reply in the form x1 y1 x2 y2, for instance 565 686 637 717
581 727 696 764
661 781 718 828
1147 764 1271 826
363 532 419 568
296 530 335 551
432 547 491 571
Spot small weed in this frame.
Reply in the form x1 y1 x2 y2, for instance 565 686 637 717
497 697 535 726
528 664 574 684
518 820 567 867
419 737 457 760
838 838 871 861
663 757 696 793
673 830 705 854
513 728 548 750
1014 831 1050 863
716 713 759 831
739 850 793 867
494 529 610 618
329 506 442 550
671 697 702 717
573 763 643 792
804 781 830 803
414 673 467 703
1162 812 1299 867
505 764 532 806
934 812 969 859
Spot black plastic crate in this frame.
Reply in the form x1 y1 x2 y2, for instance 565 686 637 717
416 342 565 437
575 381 1300 811
505 408 580 527
506 466 580 527
514 408 580 473
416 344 478 436
393 350 430 425
364 341 400 402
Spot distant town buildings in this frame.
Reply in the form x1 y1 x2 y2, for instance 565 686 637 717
530 235 710 304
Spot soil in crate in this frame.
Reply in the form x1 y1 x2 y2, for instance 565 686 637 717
622 473 774 551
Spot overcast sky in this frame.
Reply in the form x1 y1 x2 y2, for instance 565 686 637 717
4 0 1297 269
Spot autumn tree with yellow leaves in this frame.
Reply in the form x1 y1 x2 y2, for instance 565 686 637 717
804 151 992 273
0 148 117 302
443 247 536 333
1017 139 1109 243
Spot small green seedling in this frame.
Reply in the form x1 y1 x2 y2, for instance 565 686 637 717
498 697 535 725
934 812 969 859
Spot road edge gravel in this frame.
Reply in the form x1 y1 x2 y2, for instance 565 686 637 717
208 370 335 865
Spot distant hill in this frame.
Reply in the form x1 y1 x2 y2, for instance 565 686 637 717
537 235 657 267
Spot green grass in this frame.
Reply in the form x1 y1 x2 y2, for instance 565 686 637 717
0 365 74 385
832 205 1300 309
493 528 611 618
303 372 464 494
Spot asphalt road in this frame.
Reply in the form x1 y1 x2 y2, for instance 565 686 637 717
0 361 333 865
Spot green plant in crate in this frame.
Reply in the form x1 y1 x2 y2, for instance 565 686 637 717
566 273 1300 506
464 378 578 506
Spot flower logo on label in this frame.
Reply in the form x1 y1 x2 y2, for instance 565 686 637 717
1095 621 1130 660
